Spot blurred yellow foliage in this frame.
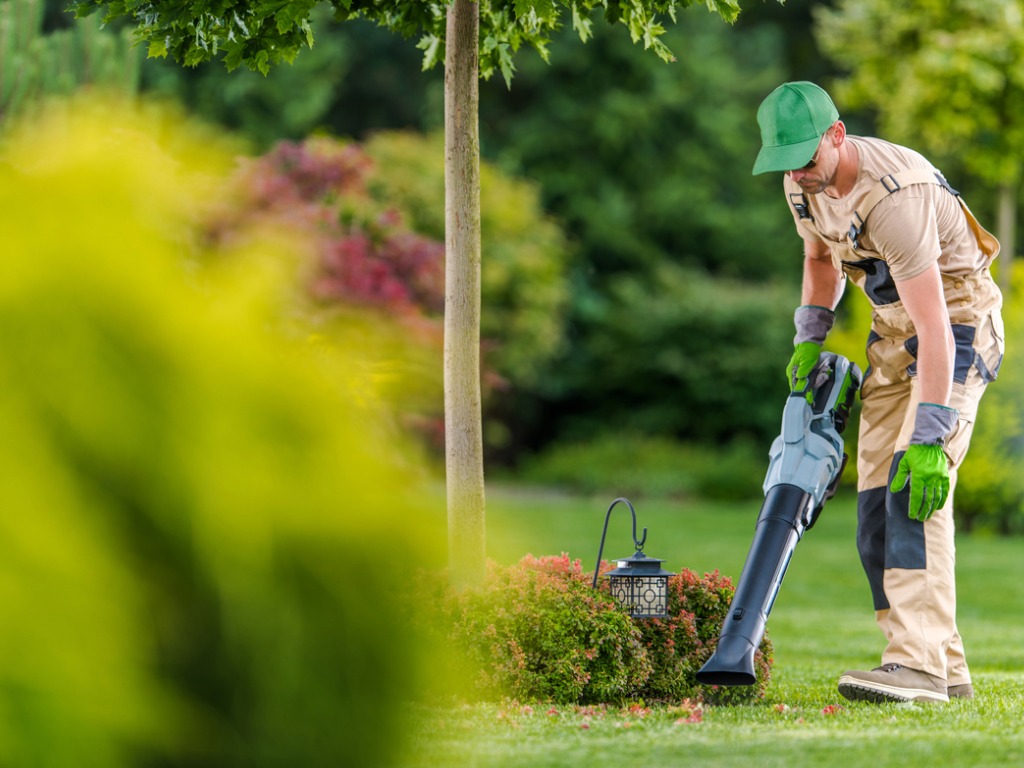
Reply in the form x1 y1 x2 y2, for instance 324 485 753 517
0 96 444 766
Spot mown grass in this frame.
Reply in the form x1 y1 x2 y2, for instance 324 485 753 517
403 485 1024 767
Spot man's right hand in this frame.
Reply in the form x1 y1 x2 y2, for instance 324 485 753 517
789 305 835 399
787 341 822 395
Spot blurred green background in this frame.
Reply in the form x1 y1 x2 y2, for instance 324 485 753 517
2 0 1023 763
6 0 1021 529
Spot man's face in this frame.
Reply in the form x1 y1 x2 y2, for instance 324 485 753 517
787 129 835 195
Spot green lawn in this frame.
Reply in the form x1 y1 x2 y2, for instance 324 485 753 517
404 485 1024 767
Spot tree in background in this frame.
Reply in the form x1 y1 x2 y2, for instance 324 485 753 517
480 12 791 282
0 0 139 121
815 0 1024 290
815 0 1024 528
70 0 766 586
474 14 800 451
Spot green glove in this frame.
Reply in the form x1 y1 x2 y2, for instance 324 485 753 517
787 341 822 396
788 306 835 400
890 403 958 522
890 444 950 522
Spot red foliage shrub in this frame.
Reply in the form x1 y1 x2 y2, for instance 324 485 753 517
232 139 446 316
427 555 773 705
440 554 652 704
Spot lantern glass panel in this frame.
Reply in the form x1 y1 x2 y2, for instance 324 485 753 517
608 573 669 619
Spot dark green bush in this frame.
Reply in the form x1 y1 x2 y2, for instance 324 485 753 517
539 262 797 451
432 554 773 705
516 433 767 501
954 271 1024 532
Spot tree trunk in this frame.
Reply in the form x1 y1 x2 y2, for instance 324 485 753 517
996 181 1016 295
444 0 486 588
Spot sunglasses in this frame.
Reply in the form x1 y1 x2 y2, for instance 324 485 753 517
798 144 822 171
795 129 833 172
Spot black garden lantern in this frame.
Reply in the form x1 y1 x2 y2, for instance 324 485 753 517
591 497 674 619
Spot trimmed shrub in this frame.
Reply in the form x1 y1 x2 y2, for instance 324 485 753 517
430 554 772 705
439 554 652 704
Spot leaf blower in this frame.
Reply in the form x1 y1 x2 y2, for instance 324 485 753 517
696 352 861 686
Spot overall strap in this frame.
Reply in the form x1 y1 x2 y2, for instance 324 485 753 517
848 169 951 250
789 191 814 222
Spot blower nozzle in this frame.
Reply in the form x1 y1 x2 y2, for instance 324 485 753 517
696 353 861 687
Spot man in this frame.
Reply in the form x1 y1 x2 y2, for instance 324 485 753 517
753 81 1004 703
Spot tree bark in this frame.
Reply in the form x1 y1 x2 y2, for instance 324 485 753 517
444 0 486 588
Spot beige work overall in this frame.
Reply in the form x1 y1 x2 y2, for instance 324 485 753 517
802 171 1004 685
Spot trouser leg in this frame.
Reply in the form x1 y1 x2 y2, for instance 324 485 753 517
858 375 984 681
884 386 981 682
856 366 908 614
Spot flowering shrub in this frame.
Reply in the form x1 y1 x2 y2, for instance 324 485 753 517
229 138 446 316
432 554 773 705
207 134 571 455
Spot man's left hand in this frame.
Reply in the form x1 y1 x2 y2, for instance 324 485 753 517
890 443 950 522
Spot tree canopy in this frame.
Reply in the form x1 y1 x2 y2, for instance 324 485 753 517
816 0 1024 266
74 0 745 82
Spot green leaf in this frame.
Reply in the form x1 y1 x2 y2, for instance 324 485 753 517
254 49 271 76
705 0 741 24
513 0 556 20
498 42 515 88
147 37 168 59
570 4 594 42
223 44 244 71
416 33 442 70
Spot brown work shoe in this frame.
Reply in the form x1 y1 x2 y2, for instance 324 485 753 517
948 682 975 699
838 663 949 703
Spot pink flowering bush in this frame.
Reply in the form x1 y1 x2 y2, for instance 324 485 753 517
430 555 773 705
228 138 446 316
206 134 571 456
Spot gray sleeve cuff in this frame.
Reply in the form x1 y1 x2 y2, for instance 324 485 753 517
793 305 835 345
910 402 959 445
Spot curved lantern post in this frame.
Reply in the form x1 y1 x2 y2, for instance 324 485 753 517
592 497 674 619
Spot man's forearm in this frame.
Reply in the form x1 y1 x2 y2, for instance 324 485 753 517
801 249 845 309
915 326 955 406
896 264 955 408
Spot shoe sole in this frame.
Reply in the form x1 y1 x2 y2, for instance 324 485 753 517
838 675 949 704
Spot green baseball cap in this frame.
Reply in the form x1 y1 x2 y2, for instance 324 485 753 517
752 81 839 175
